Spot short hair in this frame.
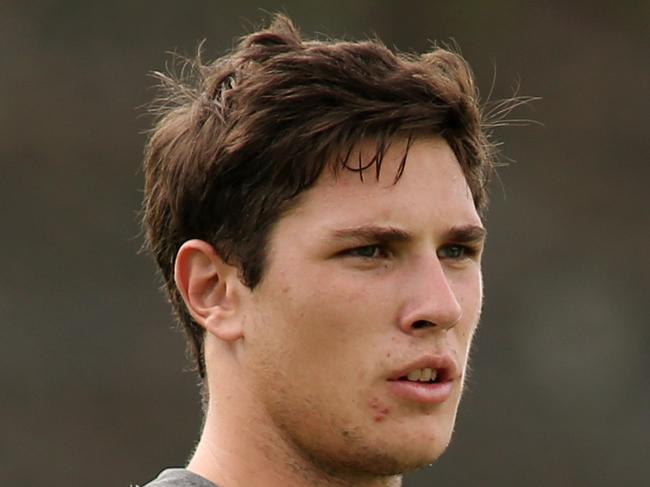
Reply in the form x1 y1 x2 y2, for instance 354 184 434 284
142 14 497 378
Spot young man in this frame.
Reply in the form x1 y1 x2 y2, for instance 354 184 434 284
141 14 495 487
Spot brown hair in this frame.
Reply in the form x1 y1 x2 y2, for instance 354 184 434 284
142 14 498 378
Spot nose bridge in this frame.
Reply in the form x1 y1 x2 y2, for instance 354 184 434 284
398 252 462 333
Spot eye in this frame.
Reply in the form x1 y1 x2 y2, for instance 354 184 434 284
438 244 474 260
346 244 388 259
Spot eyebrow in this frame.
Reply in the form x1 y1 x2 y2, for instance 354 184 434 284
328 224 487 245
445 225 487 244
329 225 412 244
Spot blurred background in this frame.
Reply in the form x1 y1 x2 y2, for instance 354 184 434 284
1 1 648 486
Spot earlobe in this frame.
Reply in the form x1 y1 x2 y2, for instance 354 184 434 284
174 239 245 342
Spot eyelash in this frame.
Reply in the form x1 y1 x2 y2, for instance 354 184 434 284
437 244 479 260
345 244 390 259
344 243 479 261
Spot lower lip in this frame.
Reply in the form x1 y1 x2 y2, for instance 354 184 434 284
386 380 453 404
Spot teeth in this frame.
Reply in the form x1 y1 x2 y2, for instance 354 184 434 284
420 368 432 382
407 369 422 381
406 368 438 382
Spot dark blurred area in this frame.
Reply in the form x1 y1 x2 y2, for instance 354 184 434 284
1 1 648 486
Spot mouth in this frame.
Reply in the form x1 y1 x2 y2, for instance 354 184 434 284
396 366 448 384
386 355 458 404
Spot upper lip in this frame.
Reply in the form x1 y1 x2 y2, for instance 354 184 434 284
388 353 460 383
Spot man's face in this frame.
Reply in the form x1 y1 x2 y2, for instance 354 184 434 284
239 137 484 475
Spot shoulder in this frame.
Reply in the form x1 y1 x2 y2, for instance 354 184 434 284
138 468 218 487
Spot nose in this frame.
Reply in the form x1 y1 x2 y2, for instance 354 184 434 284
397 255 463 334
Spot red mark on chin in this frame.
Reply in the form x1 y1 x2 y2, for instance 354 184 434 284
369 397 391 422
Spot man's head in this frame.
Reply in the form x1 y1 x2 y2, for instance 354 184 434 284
142 14 494 478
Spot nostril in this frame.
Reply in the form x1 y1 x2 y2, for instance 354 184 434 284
412 320 435 330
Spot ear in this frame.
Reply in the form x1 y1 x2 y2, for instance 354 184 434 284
174 239 245 342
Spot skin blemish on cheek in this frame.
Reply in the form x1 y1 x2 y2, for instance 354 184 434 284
369 397 391 422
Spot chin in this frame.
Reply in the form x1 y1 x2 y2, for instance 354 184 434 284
371 419 455 473
385 438 451 473
320 425 454 477
332 441 450 478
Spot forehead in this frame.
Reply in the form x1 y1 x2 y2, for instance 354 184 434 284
285 136 480 229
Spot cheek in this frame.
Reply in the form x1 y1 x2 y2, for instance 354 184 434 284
456 267 482 311
256 277 374 376
368 396 392 423
451 271 482 345
282 268 375 330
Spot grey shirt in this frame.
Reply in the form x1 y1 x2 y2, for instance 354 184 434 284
141 468 217 487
